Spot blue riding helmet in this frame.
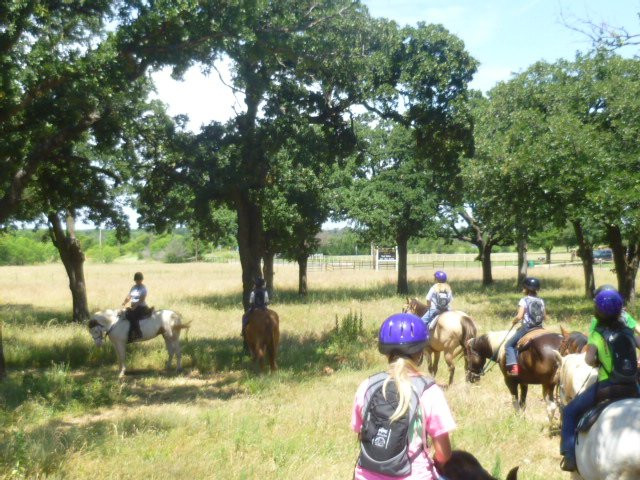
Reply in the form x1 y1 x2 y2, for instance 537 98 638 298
378 313 428 356
434 271 447 283
594 284 616 296
594 289 623 319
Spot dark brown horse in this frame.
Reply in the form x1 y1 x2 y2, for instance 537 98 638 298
245 308 280 372
559 325 588 355
403 298 477 385
466 329 563 422
440 450 519 480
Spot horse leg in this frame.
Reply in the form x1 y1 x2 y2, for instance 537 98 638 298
505 376 519 410
163 334 175 370
431 350 440 377
114 341 127 378
444 351 455 386
174 338 183 373
542 383 558 424
519 384 528 411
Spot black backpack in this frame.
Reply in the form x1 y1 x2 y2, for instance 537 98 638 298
596 325 638 384
525 297 545 326
253 288 267 309
358 373 434 477
433 290 450 311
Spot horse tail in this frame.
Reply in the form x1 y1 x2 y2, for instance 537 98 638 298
173 322 191 330
459 315 478 350
265 311 279 371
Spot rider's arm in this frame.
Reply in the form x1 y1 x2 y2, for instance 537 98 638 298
512 305 525 326
432 432 452 465
122 294 131 307
585 344 599 367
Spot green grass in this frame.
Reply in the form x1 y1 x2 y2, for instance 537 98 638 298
0 262 631 479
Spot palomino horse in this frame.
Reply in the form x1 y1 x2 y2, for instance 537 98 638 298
466 329 562 422
403 298 477 385
88 309 189 377
441 450 518 480
244 308 279 372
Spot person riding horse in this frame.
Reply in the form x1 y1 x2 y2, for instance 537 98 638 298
505 277 547 376
421 271 453 329
121 272 152 341
242 277 269 354
559 289 640 472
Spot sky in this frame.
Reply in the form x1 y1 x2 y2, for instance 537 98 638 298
136 0 640 229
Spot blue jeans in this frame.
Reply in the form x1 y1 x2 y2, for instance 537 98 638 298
560 380 612 459
421 309 440 328
504 326 536 366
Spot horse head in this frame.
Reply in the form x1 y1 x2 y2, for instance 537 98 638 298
87 310 119 347
465 336 488 383
559 325 588 356
440 450 518 480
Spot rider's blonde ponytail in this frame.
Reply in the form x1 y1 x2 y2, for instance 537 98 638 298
384 355 423 423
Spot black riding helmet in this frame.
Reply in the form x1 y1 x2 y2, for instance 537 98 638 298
523 277 540 292
254 277 265 288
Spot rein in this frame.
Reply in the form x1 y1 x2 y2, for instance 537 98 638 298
467 323 517 380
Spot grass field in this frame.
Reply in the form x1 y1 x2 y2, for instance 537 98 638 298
0 262 633 479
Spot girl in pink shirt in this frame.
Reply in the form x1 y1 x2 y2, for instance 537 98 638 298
352 313 456 480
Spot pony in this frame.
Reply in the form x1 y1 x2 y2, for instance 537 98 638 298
244 308 279 372
88 309 189 377
553 352 597 408
403 298 477 385
559 326 588 355
440 450 519 480
466 329 563 422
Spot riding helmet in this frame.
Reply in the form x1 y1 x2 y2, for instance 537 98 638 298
434 271 447 283
594 289 623 319
134 272 144 281
594 284 617 296
523 277 540 292
254 277 265 287
378 313 428 356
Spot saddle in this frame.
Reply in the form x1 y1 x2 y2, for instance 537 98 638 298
577 384 640 433
516 327 552 352
126 306 155 343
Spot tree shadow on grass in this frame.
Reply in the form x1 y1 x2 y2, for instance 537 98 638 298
0 304 72 326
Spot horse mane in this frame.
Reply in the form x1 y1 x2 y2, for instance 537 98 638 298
471 334 493 359
458 315 478 349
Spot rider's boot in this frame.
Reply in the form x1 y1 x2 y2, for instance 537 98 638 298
507 364 520 376
560 454 577 472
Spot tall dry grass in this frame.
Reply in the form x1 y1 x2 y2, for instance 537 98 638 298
0 261 630 479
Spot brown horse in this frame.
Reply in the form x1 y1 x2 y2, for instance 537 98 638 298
559 325 588 355
245 308 280 372
466 329 563 422
440 450 519 480
403 298 478 385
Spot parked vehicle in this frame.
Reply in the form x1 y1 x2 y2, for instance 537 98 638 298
593 248 613 263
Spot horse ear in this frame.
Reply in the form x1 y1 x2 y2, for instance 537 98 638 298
560 325 569 337
505 466 519 480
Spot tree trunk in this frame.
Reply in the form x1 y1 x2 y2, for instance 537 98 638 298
607 224 639 302
572 220 595 298
235 192 264 312
48 211 90 323
516 237 528 287
0 322 6 380
297 254 308 296
263 250 275 297
481 241 494 286
396 233 409 295
544 247 552 264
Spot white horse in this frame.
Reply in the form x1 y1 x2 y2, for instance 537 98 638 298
554 352 597 406
572 398 640 480
88 309 189 377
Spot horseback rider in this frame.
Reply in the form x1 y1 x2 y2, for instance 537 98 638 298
559 289 640 472
421 271 453 329
505 277 547 376
351 313 455 479
241 277 269 353
121 272 151 341
589 284 639 336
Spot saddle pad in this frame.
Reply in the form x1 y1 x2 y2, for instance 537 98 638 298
516 328 552 350
577 400 614 433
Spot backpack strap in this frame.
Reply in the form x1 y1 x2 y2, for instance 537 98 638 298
407 376 435 460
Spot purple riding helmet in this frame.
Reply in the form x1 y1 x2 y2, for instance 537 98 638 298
594 289 623 319
378 313 428 356
434 271 447 283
